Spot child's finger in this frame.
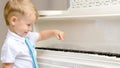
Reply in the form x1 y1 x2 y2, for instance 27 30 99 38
60 32 64 40
58 32 64 40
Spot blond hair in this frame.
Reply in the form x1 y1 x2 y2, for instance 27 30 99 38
4 0 39 26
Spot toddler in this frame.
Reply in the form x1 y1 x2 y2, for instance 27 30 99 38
1 0 64 68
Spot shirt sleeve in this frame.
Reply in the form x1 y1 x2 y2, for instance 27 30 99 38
1 40 18 63
27 32 40 45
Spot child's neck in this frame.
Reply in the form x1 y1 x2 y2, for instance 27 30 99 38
8 26 25 38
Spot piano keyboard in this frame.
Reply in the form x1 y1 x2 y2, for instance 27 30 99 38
36 47 120 68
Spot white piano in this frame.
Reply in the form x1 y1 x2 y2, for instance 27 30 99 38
33 0 120 68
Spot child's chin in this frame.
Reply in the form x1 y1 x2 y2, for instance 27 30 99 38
21 34 27 37
24 32 28 35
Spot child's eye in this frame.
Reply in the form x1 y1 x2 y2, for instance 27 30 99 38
27 24 31 26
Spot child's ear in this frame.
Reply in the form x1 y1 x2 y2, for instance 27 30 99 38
10 16 18 26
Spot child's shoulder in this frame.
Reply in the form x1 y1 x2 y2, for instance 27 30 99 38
26 31 39 43
27 31 38 36
27 31 39 39
2 36 18 49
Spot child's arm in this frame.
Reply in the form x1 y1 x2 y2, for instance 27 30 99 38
38 29 64 41
2 63 13 68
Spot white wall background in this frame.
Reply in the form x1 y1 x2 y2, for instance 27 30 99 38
32 0 69 10
0 0 8 67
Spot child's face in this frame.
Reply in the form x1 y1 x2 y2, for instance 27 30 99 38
11 13 36 37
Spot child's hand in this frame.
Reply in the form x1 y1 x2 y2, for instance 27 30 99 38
53 30 64 40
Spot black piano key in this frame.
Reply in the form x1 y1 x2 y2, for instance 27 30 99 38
35 47 120 58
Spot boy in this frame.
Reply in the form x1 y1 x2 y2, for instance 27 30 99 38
1 0 64 68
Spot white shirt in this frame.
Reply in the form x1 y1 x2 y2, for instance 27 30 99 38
1 30 39 68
